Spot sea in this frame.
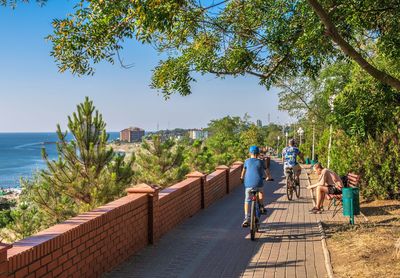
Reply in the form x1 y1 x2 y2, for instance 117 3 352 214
0 132 119 188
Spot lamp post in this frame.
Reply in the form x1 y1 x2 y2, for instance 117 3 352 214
285 131 288 146
297 127 304 145
312 118 316 162
327 95 336 168
277 136 280 156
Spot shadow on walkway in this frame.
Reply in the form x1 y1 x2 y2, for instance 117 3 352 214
104 159 325 278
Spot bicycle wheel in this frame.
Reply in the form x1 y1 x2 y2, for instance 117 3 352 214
295 178 301 198
286 175 293 200
250 200 256 241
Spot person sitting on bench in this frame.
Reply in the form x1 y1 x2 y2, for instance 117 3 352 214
307 162 343 214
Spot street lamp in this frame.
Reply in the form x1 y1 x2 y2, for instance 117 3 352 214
327 94 337 168
285 131 288 146
276 136 280 156
312 118 316 162
297 127 304 145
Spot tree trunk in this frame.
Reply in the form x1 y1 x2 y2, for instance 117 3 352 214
307 0 400 92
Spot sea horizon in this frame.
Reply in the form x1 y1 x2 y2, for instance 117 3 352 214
0 132 120 188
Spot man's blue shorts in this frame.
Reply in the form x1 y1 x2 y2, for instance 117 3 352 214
244 186 264 203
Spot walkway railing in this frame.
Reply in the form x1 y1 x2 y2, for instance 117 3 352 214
0 162 243 278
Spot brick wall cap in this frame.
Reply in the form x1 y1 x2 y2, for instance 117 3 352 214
0 243 12 252
216 165 230 170
186 171 205 178
232 161 244 165
126 183 161 194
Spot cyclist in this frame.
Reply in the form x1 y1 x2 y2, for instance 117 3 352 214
240 146 268 227
282 139 304 185
259 147 274 181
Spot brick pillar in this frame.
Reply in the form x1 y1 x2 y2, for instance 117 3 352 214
126 184 161 244
0 243 11 278
216 165 230 194
232 161 244 170
186 171 206 209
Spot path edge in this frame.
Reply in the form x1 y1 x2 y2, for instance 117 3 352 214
317 220 334 278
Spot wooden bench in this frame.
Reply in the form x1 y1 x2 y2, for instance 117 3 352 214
326 173 361 217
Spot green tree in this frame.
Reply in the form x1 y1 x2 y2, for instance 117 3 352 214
204 116 249 164
48 0 400 95
183 139 214 173
240 124 264 151
134 135 189 187
0 203 43 242
0 0 46 7
23 97 134 222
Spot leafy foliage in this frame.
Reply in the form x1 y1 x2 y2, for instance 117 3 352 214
0 202 44 242
48 0 400 95
2 98 135 242
134 135 189 187
37 97 134 212
183 139 214 173
0 0 46 8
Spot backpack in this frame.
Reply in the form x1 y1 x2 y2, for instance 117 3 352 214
340 175 348 188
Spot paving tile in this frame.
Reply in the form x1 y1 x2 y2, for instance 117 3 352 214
105 160 348 278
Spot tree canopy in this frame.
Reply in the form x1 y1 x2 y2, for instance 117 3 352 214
46 0 400 96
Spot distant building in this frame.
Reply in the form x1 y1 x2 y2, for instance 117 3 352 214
188 129 208 140
256 119 263 127
120 127 145 143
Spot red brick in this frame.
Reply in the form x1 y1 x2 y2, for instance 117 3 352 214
52 265 63 277
28 259 41 273
62 243 72 253
41 254 52 266
35 265 47 277
15 266 28 278
58 253 68 265
47 260 58 272
71 239 81 249
0 261 7 274
77 244 85 253
52 249 62 260
67 264 78 276
62 260 73 271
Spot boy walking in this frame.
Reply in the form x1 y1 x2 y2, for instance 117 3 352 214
240 146 268 227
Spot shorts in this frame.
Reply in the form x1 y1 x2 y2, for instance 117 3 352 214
244 187 263 203
284 164 301 177
328 185 341 195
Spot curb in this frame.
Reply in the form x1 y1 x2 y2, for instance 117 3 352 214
317 220 334 278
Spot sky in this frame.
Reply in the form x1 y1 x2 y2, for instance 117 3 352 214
0 1 292 132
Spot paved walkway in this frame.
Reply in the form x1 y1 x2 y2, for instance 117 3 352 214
105 159 345 278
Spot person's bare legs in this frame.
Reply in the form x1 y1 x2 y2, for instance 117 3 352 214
258 191 264 206
266 168 273 180
316 186 329 209
244 202 249 217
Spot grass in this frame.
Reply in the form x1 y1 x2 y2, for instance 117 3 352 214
323 200 400 278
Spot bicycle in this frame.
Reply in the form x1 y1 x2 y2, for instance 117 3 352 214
248 188 263 241
285 167 300 200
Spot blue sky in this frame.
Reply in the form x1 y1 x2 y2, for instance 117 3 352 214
0 1 291 132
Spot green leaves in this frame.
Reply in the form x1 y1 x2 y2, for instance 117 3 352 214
134 135 189 187
151 57 195 98
3 97 135 242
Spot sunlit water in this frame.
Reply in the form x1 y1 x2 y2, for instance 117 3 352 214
0 132 119 188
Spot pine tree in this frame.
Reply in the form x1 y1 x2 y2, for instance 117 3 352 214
23 97 134 222
134 135 189 187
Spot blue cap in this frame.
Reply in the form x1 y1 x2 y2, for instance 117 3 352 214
249 146 260 154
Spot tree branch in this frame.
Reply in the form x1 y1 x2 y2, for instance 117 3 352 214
307 0 400 91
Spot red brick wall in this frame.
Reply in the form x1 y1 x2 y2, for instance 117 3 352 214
229 162 243 191
204 170 226 208
4 194 148 278
1 162 243 278
158 178 202 237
